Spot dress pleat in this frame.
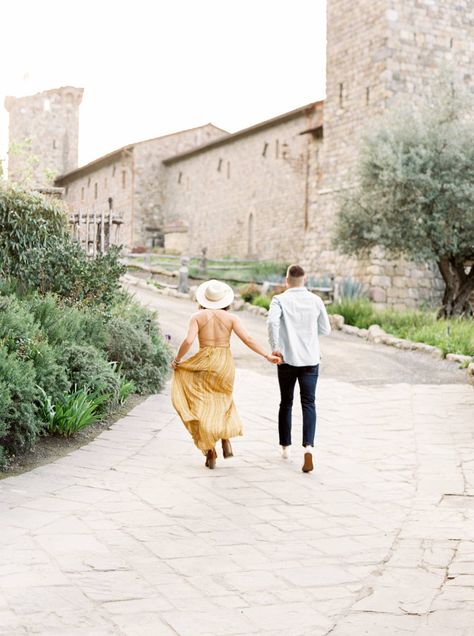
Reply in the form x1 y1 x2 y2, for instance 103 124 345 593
172 346 243 452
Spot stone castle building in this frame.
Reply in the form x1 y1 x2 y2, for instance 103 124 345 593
5 86 83 184
4 0 474 308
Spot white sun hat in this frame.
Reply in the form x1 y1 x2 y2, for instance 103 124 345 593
196 279 234 309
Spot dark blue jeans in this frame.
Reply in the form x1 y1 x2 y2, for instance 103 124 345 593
277 364 319 447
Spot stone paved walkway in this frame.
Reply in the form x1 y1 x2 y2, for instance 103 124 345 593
1 367 474 634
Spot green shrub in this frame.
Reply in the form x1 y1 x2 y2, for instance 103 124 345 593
105 316 172 394
328 298 376 328
0 185 67 280
252 295 271 310
118 378 136 404
39 387 109 437
57 344 121 407
0 346 39 467
20 242 125 307
0 185 125 307
239 283 260 303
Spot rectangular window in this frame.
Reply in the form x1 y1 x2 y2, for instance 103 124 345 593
366 86 370 105
217 159 223 172
104 177 108 188
178 172 183 184
94 183 98 199
275 139 279 159
112 165 116 177
227 162 231 179
81 187 84 201
339 82 344 108
52 140 57 149
122 171 127 188
262 142 268 157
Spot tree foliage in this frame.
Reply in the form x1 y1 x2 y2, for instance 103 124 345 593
334 78 474 317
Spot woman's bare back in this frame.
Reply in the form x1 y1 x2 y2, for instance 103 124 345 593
195 309 234 347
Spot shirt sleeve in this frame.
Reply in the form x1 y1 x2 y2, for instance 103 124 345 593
267 296 282 351
317 298 331 336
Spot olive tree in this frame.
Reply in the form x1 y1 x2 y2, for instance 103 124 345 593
334 80 474 317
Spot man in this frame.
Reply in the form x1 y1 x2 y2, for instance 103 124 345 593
267 265 331 473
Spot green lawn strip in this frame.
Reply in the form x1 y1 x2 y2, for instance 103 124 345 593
328 299 474 357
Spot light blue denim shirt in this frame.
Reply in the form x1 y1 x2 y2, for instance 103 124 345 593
267 287 331 366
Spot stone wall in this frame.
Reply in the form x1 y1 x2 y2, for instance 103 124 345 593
161 105 322 260
304 0 474 308
4 87 83 186
57 151 135 249
57 125 226 250
132 125 226 247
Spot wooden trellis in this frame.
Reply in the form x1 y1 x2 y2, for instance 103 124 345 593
69 211 123 257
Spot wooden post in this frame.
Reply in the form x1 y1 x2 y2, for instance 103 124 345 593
86 212 90 255
100 210 105 254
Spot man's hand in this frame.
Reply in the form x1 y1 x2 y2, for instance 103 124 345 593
272 351 284 365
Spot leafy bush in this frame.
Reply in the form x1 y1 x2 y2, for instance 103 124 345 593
328 298 376 328
39 387 109 437
252 295 271 310
105 317 172 394
239 283 260 303
0 346 39 468
0 186 125 307
20 242 125 307
0 185 67 279
57 344 121 407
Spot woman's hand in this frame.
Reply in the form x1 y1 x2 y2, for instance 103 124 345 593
265 353 282 365
171 358 181 369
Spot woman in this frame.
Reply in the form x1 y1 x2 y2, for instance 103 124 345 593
171 279 280 469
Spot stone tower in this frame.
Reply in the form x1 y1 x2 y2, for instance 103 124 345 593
4 86 83 186
305 0 474 307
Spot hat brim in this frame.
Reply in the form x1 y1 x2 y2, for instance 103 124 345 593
195 281 235 309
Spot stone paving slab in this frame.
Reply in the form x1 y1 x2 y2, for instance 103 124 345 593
0 370 473 635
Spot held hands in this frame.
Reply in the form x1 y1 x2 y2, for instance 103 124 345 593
171 358 181 369
266 351 283 365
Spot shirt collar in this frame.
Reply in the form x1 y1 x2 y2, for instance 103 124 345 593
286 287 307 291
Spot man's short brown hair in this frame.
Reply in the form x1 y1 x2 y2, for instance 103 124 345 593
287 264 305 279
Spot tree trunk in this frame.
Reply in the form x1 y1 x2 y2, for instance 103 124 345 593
437 257 474 318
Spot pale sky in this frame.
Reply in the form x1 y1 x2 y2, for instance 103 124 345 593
1 0 326 168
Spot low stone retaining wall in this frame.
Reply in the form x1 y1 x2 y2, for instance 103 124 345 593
122 274 474 385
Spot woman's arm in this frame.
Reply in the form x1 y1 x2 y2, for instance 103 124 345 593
232 315 281 363
172 315 199 368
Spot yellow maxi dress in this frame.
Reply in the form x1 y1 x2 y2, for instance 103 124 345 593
171 311 243 452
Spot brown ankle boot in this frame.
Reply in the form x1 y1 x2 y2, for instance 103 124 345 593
205 449 217 469
221 439 233 459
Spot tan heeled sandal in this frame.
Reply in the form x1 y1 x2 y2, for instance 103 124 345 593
221 439 233 459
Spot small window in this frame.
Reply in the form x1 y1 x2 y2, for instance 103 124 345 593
87 177 91 187
262 142 268 157
227 162 231 179
112 165 116 177
339 82 344 108
366 86 370 105
450 37 454 48
52 140 57 149
104 177 108 188
122 171 126 188
217 158 223 172
81 187 84 201
275 140 279 159
65 186 69 195
178 172 183 184
94 183 98 199
281 143 288 159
